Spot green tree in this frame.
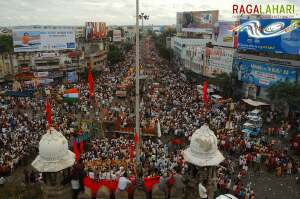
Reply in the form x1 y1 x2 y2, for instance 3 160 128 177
121 41 133 52
107 44 123 65
210 73 233 98
267 82 300 117
151 27 176 62
0 35 13 53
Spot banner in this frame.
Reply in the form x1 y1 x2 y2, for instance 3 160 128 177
204 47 235 77
85 22 107 41
67 71 78 83
113 30 122 42
185 46 205 74
180 10 219 33
216 21 239 47
12 26 76 52
34 72 48 78
237 19 300 55
233 59 297 87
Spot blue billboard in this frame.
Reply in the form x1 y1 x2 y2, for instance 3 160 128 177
236 19 300 55
67 71 78 83
233 59 297 87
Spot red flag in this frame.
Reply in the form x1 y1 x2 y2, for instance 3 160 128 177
88 64 94 97
45 98 52 127
73 140 79 161
134 133 139 144
80 141 84 154
130 144 134 162
202 81 209 107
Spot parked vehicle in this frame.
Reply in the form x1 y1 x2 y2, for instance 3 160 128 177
242 122 261 137
216 194 238 199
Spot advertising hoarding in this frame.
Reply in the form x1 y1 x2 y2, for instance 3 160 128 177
12 26 76 52
185 46 205 74
204 47 235 77
34 72 48 78
113 30 122 42
237 19 300 55
67 71 78 83
216 21 239 47
180 10 219 33
85 22 107 41
233 59 297 87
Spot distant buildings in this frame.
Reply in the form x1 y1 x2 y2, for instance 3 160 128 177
171 11 300 100
0 23 109 84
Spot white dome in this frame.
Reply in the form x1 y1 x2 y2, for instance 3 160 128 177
32 127 75 172
183 124 224 167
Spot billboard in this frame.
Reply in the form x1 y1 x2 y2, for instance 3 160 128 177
233 59 297 87
12 26 76 52
67 71 78 83
185 46 205 74
180 10 219 33
236 19 300 55
85 22 107 41
204 47 235 77
113 30 122 42
216 21 239 47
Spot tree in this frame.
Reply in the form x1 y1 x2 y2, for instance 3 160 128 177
121 42 133 52
267 82 300 117
210 73 233 98
0 35 13 53
151 27 176 62
107 44 123 65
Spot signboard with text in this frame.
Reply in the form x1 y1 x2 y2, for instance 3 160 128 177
113 30 122 42
12 26 76 52
204 47 235 77
85 22 107 41
179 10 219 33
233 59 297 87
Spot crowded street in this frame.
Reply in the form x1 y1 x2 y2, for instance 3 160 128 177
1 38 300 199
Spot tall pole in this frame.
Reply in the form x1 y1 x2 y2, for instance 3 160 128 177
135 0 141 163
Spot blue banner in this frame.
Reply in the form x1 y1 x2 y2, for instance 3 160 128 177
67 71 78 83
233 59 297 87
5 89 35 98
237 19 300 55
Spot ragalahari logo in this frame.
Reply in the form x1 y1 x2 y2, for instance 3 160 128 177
232 4 295 15
232 19 300 39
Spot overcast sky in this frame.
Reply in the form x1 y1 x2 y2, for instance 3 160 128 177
0 0 299 26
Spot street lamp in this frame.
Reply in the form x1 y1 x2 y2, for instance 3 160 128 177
135 0 141 169
139 13 149 32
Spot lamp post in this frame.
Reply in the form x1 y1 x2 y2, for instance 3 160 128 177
139 13 149 33
135 0 141 166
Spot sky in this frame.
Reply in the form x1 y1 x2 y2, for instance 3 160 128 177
0 0 300 26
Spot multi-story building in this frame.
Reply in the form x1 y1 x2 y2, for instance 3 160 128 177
83 42 108 71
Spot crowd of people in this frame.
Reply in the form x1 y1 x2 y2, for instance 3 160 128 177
0 39 300 199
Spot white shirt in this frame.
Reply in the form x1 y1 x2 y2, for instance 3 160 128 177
118 177 131 191
71 179 80 190
198 183 207 198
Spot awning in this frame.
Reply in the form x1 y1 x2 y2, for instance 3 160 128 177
242 98 269 107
